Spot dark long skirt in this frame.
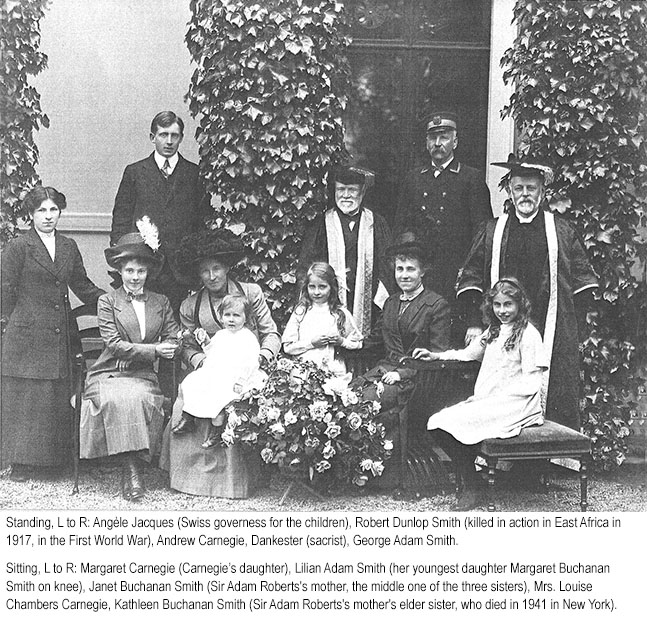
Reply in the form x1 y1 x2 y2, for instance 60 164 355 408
159 389 258 499
1 376 72 467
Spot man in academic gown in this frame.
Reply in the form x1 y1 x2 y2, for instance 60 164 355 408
297 164 393 336
456 156 598 429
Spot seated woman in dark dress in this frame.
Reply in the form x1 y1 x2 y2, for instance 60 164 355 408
352 232 451 487
1 186 103 481
161 228 280 498
80 232 179 500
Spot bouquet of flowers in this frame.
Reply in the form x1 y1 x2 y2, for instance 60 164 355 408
222 357 392 487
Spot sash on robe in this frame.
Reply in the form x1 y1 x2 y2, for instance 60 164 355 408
325 209 374 335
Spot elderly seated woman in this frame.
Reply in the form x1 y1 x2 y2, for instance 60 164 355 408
80 231 179 501
351 232 450 488
161 228 281 499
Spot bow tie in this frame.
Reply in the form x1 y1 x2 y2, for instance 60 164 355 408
125 291 146 302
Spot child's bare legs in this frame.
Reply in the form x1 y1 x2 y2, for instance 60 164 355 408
201 411 225 449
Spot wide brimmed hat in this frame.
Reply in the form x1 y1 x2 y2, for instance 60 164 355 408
174 228 246 275
330 163 376 188
387 231 429 262
492 153 554 185
423 110 458 133
105 232 164 277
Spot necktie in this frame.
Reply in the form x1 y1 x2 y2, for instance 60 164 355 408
126 291 146 302
161 159 171 178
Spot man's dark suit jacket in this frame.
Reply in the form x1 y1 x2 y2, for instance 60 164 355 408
395 159 492 303
110 152 211 309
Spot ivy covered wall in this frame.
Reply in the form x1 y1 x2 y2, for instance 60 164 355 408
0 0 49 244
502 0 647 468
186 0 350 323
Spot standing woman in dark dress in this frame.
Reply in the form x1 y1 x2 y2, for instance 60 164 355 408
1 186 104 481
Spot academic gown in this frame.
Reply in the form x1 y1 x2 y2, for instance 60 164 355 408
456 210 598 429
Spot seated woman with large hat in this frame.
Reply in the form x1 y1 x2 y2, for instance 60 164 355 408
161 228 280 498
80 228 180 501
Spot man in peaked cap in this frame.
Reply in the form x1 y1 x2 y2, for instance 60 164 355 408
395 111 492 346
298 163 394 336
456 154 598 430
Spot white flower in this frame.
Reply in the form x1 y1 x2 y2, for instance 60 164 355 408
325 423 341 439
267 407 281 422
360 459 373 471
322 374 351 397
269 422 285 438
284 410 298 425
375 381 385 398
383 439 394 451
341 389 359 407
371 460 384 477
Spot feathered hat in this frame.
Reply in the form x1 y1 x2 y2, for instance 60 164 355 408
104 216 164 277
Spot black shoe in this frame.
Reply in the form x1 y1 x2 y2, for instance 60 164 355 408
201 425 224 449
452 488 483 511
124 458 145 501
172 412 195 435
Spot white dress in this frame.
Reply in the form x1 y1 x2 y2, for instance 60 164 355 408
427 323 546 444
281 302 362 375
181 327 261 421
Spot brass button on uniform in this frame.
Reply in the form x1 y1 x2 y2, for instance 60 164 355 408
54 304 60 311
54 328 61 334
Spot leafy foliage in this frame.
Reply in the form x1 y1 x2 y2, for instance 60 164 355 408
223 357 392 488
502 0 647 469
186 0 350 324
0 0 49 245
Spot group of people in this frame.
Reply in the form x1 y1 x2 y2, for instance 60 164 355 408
1 109 598 511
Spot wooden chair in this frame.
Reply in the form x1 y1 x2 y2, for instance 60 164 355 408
405 359 481 493
70 302 103 494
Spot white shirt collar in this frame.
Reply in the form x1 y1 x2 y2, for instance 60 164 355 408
400 284 424 301
515 209 540 224
36 229 55 240
154 151 179 172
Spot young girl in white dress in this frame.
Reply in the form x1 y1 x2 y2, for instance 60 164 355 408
181 294 263 449
413 277 546 510
282 262 362 376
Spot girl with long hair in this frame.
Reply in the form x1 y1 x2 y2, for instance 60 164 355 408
413 277 547 510
282 262 362 376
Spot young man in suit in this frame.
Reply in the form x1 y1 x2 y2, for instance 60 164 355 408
110 111 211 313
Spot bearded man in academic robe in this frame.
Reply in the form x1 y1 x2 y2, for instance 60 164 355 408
456 155 598 430
297 164 393 338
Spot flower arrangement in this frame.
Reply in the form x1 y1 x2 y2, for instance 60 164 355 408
222 357 392 488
